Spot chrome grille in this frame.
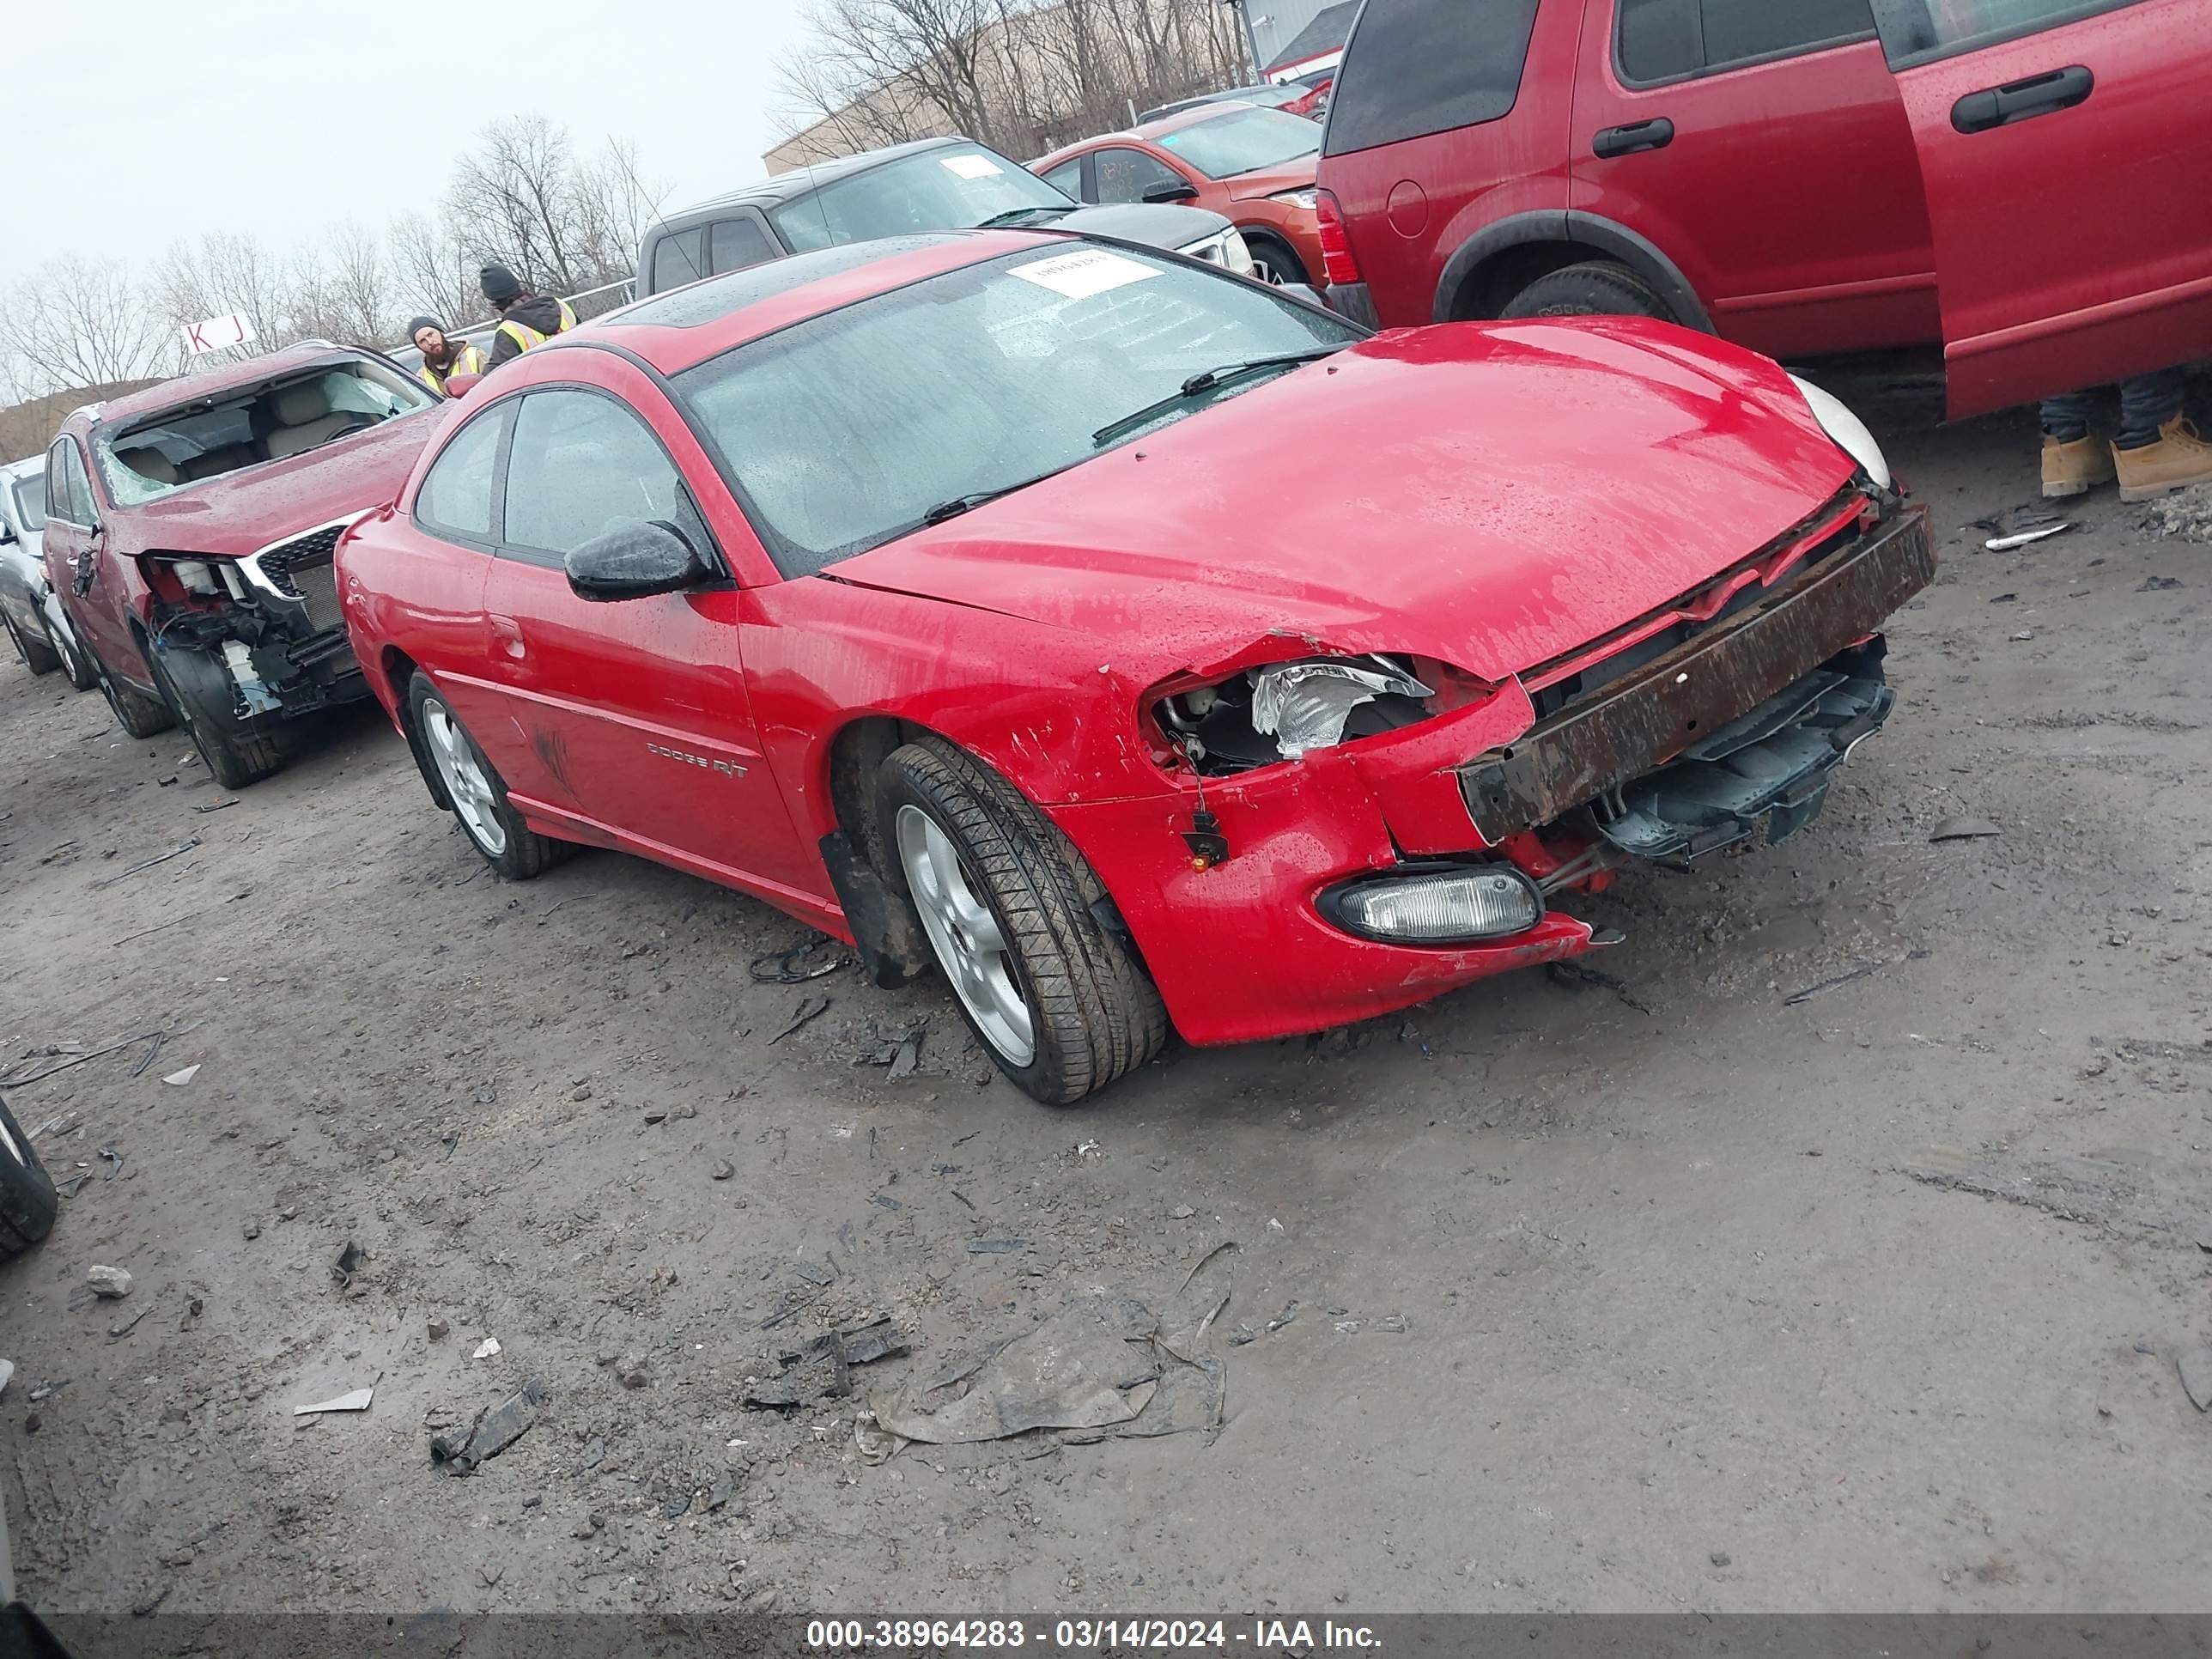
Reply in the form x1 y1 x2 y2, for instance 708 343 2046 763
256 523 346 599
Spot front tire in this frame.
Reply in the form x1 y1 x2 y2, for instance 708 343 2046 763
878 736 1166 1106
92 641 178 739
1243 233 1308 289
147 644 283 790
1499 260 1679 324
0 1094 58 1261
406 672 568 880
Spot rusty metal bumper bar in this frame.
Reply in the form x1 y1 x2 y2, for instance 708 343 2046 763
1457 505 1934 842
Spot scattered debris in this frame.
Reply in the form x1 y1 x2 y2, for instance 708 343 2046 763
768 995 833 1044
242 1220 261 1240
428 1316 450 1340
108 1304 154 1340
92 836 201 889
661 1492 690 1519
162 1065 201 1087
479 1565 503 1588
706 1472 736 1511
2180 1349 2212 1413
1170 1205 1196 1220
1546 959 1651 1014
0 1360 12 1399
643 1109 668 1126
2138 574 2185 592
1929 817 2002 842
616 1354 650 1389
1984 523 2069 551
29 1112 80 1142
194 797 241 814
472 1338 501 1360
1711 1551 1732 1569
87 1266 133 1300
572 1512 604 1540
2138 484 2212 542
1900 1145 2212 1245
742 1318 909 1411
967 1239 1023 1255
331 1240 368 1287
750 939 848 984
99 1146 125 1181
294 1385 375 1417
431 1380 546 1474
711 1159 735 1181
0 1029 167 1091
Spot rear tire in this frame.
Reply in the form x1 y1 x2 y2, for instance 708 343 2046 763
92 641 178 738
406 672 569 880
878 735 1167 1106
0 1095 59 1261
3 607 61 675
147 645 283 790
1499 260 1679 324
43 603 99 691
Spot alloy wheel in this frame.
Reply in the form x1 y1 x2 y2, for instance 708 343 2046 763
422 700 507 856
896 804 1035 1066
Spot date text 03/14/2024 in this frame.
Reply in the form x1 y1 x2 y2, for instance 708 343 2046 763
804 1619 1383 1650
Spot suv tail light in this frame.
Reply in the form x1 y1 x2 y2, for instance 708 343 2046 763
1314 189 1361 288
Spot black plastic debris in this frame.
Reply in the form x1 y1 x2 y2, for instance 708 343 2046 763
431 1380 545 1474
742 1318 909 1411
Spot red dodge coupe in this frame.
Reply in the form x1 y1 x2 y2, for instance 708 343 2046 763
337 229 1931 1105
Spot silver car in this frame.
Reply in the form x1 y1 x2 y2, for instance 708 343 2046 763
0 456 96 690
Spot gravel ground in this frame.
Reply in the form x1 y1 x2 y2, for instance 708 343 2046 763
0 402 2207 1618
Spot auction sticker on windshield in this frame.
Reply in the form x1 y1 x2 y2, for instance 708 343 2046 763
1010 250 1159 301
940 153 1005 179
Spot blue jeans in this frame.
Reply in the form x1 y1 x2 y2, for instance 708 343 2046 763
2040 368 2185 450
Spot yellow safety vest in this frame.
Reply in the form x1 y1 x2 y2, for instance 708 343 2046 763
495 298 579 356
418 343 487 392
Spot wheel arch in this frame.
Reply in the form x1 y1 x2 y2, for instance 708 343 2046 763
1431 210 1714 332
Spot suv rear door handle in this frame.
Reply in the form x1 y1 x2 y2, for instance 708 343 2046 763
1951 65 2093 133
1593 118 1674 159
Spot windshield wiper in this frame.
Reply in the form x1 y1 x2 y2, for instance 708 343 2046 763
1091 345 1346 447
919 463 1074 526
976 205 1067 228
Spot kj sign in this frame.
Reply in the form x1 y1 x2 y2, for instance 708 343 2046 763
181 312 257 355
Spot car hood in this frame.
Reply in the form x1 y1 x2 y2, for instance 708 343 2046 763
829 319 1861 685
115 411 439 559
1052 201 1232 250
1223 156 1318 202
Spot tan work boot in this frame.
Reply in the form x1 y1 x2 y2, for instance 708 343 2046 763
2115 415 2212 503
2040 433 2116 499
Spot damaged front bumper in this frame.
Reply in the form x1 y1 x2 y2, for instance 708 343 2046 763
149 521 368 726
1053 501 1932 1048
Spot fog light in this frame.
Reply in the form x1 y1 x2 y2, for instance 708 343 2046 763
1323 865 1544 945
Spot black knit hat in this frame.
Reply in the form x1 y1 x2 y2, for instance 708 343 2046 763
406 314 444 341
478 264 522 307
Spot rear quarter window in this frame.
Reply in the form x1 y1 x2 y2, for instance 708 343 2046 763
1323 0 1542 156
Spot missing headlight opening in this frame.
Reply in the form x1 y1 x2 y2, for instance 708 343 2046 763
141 530 364 730
1158 653 1439 775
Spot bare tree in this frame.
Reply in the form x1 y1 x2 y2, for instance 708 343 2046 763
387 212 480 332
0 256 170 395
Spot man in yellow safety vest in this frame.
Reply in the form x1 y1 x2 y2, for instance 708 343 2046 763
479 264 577 370
408 315 486 396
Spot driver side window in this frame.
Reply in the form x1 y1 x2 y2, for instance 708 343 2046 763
501 391 706 566
1091 148 1187 204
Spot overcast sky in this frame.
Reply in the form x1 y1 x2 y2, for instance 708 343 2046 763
9 0 818 290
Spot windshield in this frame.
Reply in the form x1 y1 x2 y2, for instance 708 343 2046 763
770 145 1074 252
9 473 46 531
674 245 1359 574
94 360 435 505
1157 106 1322 178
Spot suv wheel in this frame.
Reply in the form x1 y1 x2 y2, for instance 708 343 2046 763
147 645 283 790
41 603 99 691
878 735 1167 1106
91 641 179 739
1500 261 1679 325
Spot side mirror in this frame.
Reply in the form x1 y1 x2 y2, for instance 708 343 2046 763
1141 180 1200 204
565 520 709 603
443 372 483 400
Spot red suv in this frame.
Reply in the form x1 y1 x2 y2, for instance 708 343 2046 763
43 343 441 787
1314 0 2211 418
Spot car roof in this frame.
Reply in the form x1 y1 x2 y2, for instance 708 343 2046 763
541 228 1076 378
82 343 372 431
1034 101 1266 168
1 456 43 481
648 137 972 232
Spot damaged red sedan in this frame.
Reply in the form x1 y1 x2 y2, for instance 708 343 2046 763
337 230 1932 1105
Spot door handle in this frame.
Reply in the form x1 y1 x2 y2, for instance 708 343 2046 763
488 613 526 660
1951 65 2093 134
1593 118 1674 159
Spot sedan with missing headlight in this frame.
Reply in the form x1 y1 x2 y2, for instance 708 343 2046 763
337 228 1931 1107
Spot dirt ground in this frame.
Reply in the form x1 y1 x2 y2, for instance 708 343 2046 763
1 402 2207 1620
